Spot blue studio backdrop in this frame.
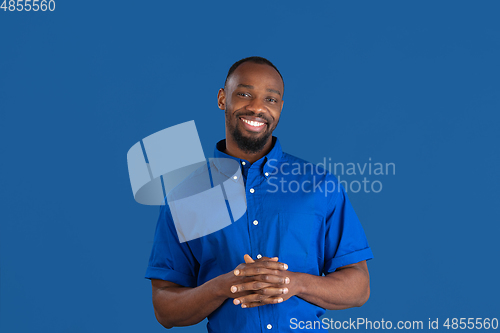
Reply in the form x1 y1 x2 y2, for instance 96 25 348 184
1 1 499 332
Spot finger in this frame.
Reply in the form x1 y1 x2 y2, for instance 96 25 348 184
252 274 291 284
233 293 276 305
233 262 249 276
256 287 289 296
235 267 281 277
230 281 274 293
233 260 288 277
244 254 255 264
256 256 279 262
261 260 288 270
241 297 285 308
236 295 285 308
241 261 288 273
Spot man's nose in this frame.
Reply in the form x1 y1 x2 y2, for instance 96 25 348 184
246 98 266 113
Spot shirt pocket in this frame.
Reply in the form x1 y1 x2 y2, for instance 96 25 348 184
278 212 324 273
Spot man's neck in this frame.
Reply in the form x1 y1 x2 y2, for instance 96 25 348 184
224 137 274 164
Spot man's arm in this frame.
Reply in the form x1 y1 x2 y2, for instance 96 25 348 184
294 260 370 310
151 278 226 329
232 260 370 310
151 257 289 328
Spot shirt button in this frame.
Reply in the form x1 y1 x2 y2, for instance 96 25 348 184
257 254 262 259
253 220 259 226
267 324 272 329
249 188 255 193
233 176 237 180
242 161 246 166
265 172 269 177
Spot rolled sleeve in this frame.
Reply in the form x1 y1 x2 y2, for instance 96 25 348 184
145 266 197 287
324 247 373 274
145 204 199 288
323 184 373 275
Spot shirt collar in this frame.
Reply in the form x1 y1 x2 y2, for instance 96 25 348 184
213 136 283 178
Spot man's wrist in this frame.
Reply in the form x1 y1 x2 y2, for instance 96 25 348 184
292 272 308 297
208 272 232 300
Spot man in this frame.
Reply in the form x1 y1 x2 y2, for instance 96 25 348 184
145 56 373 332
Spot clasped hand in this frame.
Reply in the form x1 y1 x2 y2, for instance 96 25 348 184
228 254 298 309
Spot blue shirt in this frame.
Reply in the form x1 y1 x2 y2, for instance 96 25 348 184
145 137 373 332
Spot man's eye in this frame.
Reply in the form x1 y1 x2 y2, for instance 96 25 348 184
237 92 250 97
266 98 277 103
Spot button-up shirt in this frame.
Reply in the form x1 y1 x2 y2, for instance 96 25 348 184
145 137 373 332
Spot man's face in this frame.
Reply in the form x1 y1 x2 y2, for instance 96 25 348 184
218 62 284 153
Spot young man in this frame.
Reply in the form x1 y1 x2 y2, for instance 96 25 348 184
145 56 373 332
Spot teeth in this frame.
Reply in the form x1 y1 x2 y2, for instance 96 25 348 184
242 118 265 127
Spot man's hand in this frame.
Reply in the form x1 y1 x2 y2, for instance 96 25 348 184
151 257 369 329
229 254 299 309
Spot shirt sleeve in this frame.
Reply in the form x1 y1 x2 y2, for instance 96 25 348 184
145 203 199 287
322 183 373 275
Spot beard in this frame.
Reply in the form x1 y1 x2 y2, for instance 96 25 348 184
226 109 274 154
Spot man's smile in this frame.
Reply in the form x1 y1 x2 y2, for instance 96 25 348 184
239 116 268 132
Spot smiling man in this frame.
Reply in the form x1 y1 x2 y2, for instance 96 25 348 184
145 56 373 332
221 59 283 161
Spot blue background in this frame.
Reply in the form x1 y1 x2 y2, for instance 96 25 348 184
1 1 499 332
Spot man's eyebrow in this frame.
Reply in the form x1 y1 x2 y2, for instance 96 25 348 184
236 84 282 96
266 88 282 96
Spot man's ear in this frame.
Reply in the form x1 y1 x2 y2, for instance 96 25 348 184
280 99 284 112
217 88 226 110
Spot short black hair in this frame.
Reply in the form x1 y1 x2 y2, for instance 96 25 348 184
224 56 284 90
